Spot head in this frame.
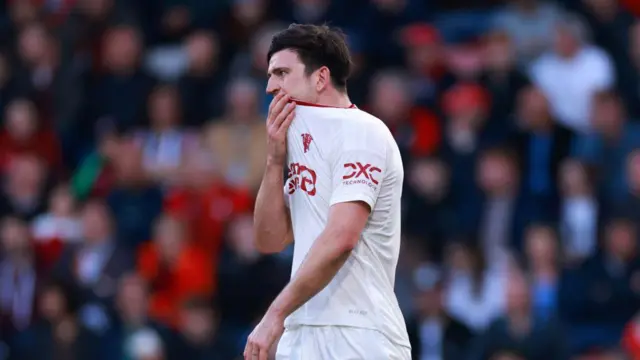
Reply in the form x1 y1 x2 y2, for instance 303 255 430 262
113 141 145 184
582 0 619 22
524 224 559 270
9 0 40 29
231 0 267 27
443 83 490 131
368 70 412 125
604 217 636 261
516 86 551 130
185 30 219 72
400 24 442 75
591 90 625 137
38 281 77 323
0 217 31 258
48 184 76 217
227 214 258 262
477 147 518 196
17 22 52 66
97 129 122 160
5 98 39 141
553 15 589 58
153 215 185 263
76 0 113 20
80 200 112 244
116 273 148 325
102 24 142 74
483 30 515 72
505 269 531 316
178 297 216 344
148 85 181 130
559 159 592 197
409 157 449 201
179 147 219 189
266 24 353 103
226 77 260 119
627 150 640 194
7 155 46 195
412 264 444 318
446 241 486 277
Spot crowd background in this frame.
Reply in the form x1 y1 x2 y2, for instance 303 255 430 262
1 0 640 359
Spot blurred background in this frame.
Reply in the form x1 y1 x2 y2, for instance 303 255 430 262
0 0 639 359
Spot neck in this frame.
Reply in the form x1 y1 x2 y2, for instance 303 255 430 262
313 90 352 108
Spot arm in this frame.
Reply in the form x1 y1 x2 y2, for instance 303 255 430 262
253 160 293 254
268 201 369 318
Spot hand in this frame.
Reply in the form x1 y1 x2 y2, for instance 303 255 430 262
266 92 295 166
244 311 285 360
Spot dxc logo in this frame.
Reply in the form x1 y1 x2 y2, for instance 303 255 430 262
287 162 317 196
342 162 381 185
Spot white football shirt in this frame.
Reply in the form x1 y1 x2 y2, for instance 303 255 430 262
282 101 410 349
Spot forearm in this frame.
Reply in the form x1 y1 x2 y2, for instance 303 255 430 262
254 161 292 253
268 228 352 319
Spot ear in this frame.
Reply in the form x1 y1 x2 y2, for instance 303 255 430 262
315 66 331 92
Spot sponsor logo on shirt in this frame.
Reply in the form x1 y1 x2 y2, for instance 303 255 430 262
301 133 313 153
286 162 317 196
342 162 381 188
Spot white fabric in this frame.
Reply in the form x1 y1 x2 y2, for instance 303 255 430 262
276 325 411 360
282 104 410 350
529 46 615 133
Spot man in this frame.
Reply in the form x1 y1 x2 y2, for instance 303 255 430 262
244 24 411 360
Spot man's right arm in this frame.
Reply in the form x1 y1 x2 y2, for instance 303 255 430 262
253 160 293 254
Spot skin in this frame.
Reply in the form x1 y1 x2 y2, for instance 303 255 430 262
245 49 371 360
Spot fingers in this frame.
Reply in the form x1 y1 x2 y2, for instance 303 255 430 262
271 102 295 131
267 92 284 118
260 347 269 360
278 107 295 133
268 92 290 125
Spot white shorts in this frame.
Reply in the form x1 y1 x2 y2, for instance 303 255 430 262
275 325 411 360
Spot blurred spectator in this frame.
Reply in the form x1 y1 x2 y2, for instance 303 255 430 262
480 31 530 128
106 141 162 247
85 24 154 134
177 30 226 126
443 241 506 333
205 77 266 190
216 214 288 341
11 281 101 360
469 269 568 360
137 215 214 329
558 159 599 261
523 224 561 320
225 0 271 49
559 216 640 353
0 98 62 173
368 70 441 161
70 126 121 200
0 155 48 221
53 199 134 333
169 297 236 360
573 90 640 206
102 273 170 360
406 263 474 360
163 148 253 257
0 217 38 344
135 84 196 186
620 20 640 118
31 184 82 271
530 14 615 133
513 85 572 208
403 157 456 261
492 0 562 67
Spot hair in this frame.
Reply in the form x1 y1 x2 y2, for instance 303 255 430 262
267 24 353 92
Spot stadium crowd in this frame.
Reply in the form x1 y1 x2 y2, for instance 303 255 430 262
0 0 640 359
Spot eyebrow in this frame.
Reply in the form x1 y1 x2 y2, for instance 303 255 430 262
267 67 288 78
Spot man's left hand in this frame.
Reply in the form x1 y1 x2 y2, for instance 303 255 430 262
244 311 285 360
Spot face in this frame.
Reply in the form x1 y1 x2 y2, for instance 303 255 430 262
1 218 30 255
228 215 258 261
477 153 515 194
410 159 448 199
525 226 557 265
266 49 325 103
6 100 37 141
39 286 66 322
592 97 623 134
559 159 589 196
227 79 259 117
554 26 579 58
606 221 636 259
484 34 513 71
154 217 184 260
506 272 530 313
9 156 44 192
18 24 48 64
117 274 148 320
50 186 75 217
186 32 218 69
370 73 410 124
149 87 180 129
81 203 111 243
103 27 140 72
627 151 640 191
517 87 549 129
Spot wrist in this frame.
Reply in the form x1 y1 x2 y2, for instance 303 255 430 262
267 156 286 168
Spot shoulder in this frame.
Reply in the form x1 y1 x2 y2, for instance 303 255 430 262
334 110 393 150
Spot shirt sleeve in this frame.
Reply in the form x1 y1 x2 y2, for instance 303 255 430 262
329 142 387 210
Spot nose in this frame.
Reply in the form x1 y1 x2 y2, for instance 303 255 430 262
266 78 279 95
